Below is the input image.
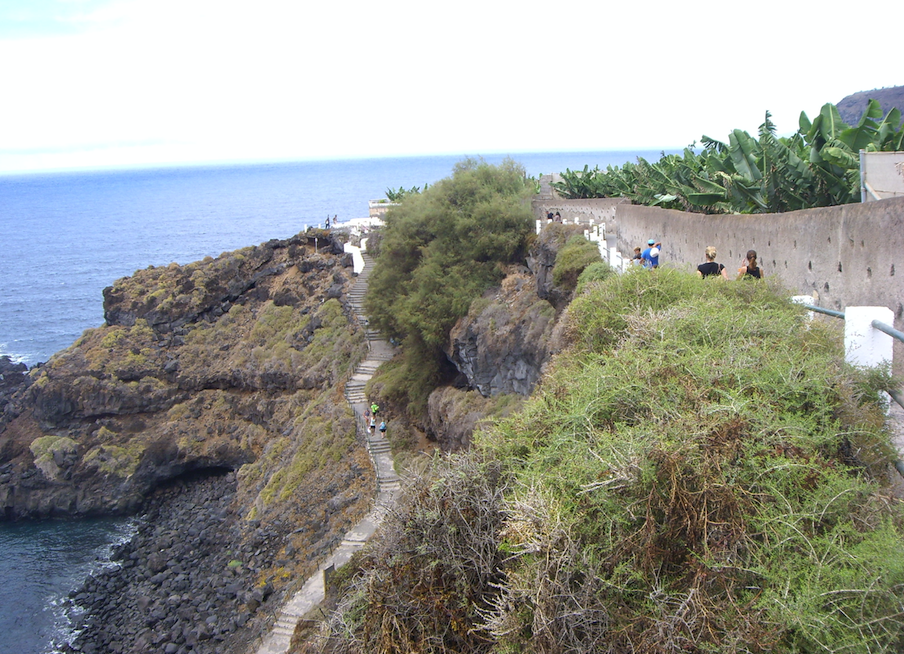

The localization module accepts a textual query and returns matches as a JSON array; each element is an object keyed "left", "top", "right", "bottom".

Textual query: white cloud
[{"left": 0, "top": 0, "right": 901, "bottom": 172}]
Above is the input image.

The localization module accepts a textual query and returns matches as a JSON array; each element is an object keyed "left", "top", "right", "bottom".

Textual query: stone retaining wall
[
  {"left": 535, "top": 196, "right": 904, "bottom": 372},
  {"left": 532, "top": 197, "right": 628, "bottom": 226},
  {"left": 607, "top": 198, "right": 904, "bottom": 317}
]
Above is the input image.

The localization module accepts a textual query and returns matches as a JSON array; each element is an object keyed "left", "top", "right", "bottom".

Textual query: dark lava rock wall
[{"left": 446, "top": 270, "right": 556, "bottom": 399}]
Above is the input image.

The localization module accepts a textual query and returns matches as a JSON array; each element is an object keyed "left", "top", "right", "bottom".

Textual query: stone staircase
[{"left": 254, "top": 250, "right": 398, "bottom": 654}]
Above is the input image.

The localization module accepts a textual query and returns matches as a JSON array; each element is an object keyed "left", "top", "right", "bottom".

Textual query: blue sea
[{"left": 0, "top": 150, "right": 664, "bottom": 653}]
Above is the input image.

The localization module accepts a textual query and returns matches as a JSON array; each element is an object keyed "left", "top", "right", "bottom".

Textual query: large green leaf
[
  {"left": 728, "top": 130, "right": 763, "bottom": 181},
  {"left": 690, "top": 173, "right": 727, "bottom": 195},
  {"left": 700, "top": 135, "right": 728, "bottom": 153},
  {"left": 876, "top": 108, "right": 904, "bottom": 150},
  {"left": 821, "top": 145, "right": 859, "bottom": 169},
  {"left": 816, "top": 103, "right": 848, "bottom": 143},
  {"left": 686, "top": 192, "right": 725, "bottom": 206},
  {"left": 839, "top": 99, "right": 881, "bottom": 151},
  {"left": 726, "top": 174, "right": 768, "bottom": 211}
]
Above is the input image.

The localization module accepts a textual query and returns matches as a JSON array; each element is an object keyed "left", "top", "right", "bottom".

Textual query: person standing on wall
[
  {"left": 697, "top": 246, "right": 729, "bottom": 279},
  {"left": 737, "top": 250, "right": 762, "bottom": 279}
]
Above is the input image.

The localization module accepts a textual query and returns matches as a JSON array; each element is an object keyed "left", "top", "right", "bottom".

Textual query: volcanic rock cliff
[
  {"left": 425, "top": 224, "right": 583, "bottom": 450},
  {"left": 0, "top": 229, "right": 376, "bottom": 564}
]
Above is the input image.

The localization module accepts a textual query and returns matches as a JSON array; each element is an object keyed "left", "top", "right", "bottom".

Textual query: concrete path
[{"left": 254, "top": 252, "right": 398, "bottom": 654}]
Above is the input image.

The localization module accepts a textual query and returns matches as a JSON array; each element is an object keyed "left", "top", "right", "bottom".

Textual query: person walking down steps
[{"left": 379, "top": 420, "right": 387, "bottom": 435}]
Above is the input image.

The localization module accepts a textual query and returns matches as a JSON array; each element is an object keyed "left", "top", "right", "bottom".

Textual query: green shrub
[
  {"left": 475, "top": 271, "right": 904, "bottom": 652},
  {"left": 363, "top": 158, "right": 534, "bottom": 416},
  {"left": 574, "top": 259, "right": 615, "bottom": 295},
  {"left": 552, "top": 235, "right": 604, "bottom": 291},
  {"left": 322, "top": 269, "right": 904, "bottom": 653}
]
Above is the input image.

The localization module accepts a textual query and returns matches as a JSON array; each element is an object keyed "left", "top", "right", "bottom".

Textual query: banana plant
[{"left": 551, "top": 99, "right": 903, "bottom": 214}]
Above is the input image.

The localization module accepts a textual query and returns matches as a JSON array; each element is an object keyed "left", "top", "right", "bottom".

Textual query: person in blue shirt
[{"left": 641, "top": 239, "right": 661, "bottom": 268}]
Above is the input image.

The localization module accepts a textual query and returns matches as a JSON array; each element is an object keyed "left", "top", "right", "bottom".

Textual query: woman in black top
[
  {"left": 697, "top": 246, "right": 728, "bottom": 279},
  {"left": 737, "top": 249, "right": 762, "bottom": 279}
]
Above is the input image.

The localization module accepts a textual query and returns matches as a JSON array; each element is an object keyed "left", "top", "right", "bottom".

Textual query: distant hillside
[{"left": 837, "top": 85, "right": 904, "bottom": 126}]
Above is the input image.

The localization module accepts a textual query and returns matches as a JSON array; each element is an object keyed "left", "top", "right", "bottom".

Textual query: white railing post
[
  {"left": 845, "top": 306, "right": 894, "bottom": 368},
  {"left": 791, "top": 295, "right": 815, "bottom": 321},
  {"left": 344, "top": 243, "right": 365, "bottom": 274},
  {"left": 536, "top": 219, "right": 542, "bottom": 235}
]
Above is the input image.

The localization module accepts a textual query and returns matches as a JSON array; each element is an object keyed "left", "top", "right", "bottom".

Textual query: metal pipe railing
[
  {"left": 802, "top": 304, "right": 845, "bottom": 319},
  {"left": 871, "top": 319, "right": 904, "bottom": 344},
  {"left": 801, "top": 303, "right": 904, "bottom": 477}
]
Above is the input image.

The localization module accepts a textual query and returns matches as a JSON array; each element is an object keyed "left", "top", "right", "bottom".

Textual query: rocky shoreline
[{"left": 61, "top": 470, "right": 278, "bottom": 654}]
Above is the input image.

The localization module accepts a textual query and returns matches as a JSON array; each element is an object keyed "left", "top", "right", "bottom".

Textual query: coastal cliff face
[
  {"left": 1, "top": 231, "right": 379, "bottom": 651},
  {"left": 428, "top": 228, "right": 579, "bottom": 450},
  {"left": 0, "top": 229, "right": 375, "bottom": 558},
  {"left": 446, "top": 268, "right": 556, "bottom": 399}
]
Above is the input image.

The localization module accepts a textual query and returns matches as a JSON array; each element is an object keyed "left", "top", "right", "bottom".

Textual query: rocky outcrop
[
  {"left": 62, "top": 471, "right": 256, "bottom": 654},
  {"left": 0, "top": 356, "right": 27, "bottom": 393},
  {"left": 446, "top": 269, "right": 556, "bottom": 399},
  {"left": 0, "top": 230, "right": 372, "bottom": 526},
  {"left": 527, "top": 223, "right": 587, "bottom": 311},
  {"left": 0, "top": 356, "right": 28, "bottom": 431},
  {"left": 431, "top": 228, "right": 593, "bottom": 449},
  {"left": 1, "top": 229, "right": 378, "bottom": 651}
]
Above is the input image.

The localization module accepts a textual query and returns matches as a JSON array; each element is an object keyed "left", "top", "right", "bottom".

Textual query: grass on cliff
[
  {"left": 311, "top": 268, "right": 904, "bottom": 654},
  {"left": 552, "top": 234, "right": 605, "bottom": 291}
]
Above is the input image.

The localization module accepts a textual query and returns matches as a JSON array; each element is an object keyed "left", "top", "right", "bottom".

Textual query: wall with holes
[
  {"left": 604, "top": 197, "right": 904, "bottom": 318},
  {"left": 534, "top": 196, "right": 904, "bottom": 369}
]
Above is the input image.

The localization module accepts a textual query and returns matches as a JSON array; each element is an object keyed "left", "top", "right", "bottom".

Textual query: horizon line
[{"left": 0, "top": 147, "right": 691, "bottom": 178}]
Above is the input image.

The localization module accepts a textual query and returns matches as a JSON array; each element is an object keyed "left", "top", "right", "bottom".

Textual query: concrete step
[{"left": 271, "top": 621, "right": 297, "bottom": 635}]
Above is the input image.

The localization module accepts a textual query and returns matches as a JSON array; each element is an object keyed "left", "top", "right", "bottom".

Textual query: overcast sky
[{"left": 1, "top": 0, "right": 900, "bottom": 173}]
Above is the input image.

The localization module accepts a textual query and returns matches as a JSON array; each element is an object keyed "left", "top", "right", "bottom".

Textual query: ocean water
[
  {"left": 0, "top": 150, "right": 670, "bottom": 366},
  {"left": 0, "top": 149, "right": 664, "bottom": 653},
  {"left": 0, "top": 518, "right": 137, "bottom": 654}
]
